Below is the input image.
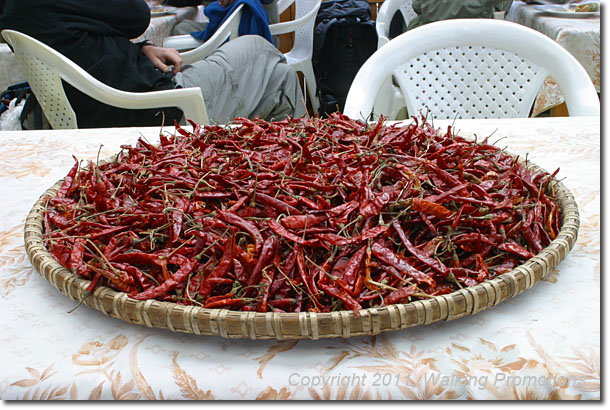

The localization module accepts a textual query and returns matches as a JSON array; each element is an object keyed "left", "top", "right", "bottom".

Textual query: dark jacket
[{"left": 0, "top": 0, "right": 182, "bottom": 128}]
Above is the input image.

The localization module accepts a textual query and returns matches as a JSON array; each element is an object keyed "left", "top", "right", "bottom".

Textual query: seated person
[
  {"left": 408, "top": 0, "right": 513, "bottom": 30},
  {"left": 0, "top": 0, "right": 306, "bottom": 128},
  {"left": 161, "top": 0, "right": 280, "bottom": 37}
]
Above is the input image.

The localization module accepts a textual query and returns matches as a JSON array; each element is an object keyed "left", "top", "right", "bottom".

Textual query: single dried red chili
[
  {"left": 371, "top": 242, "right": 435, "bottom": 287},
  {"left": 412, "top": 197, "right": 453, "bottom": 219},
  {"left": 383, "top": 285, "right": 417, "bottom": 306}
]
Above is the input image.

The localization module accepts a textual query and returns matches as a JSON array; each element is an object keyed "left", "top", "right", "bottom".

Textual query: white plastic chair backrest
[
  {"left": 179, "top": 4, "right": 245, "bottom": 64},
  {"left": 3, "top": 30, "right": 77, "bottom": 128},
  {"left": 344, "top": 19, "right": 600, "bottom": 120},
  {"left": 277, "top": 0, "right": 293, "bottom": 14},
  {"left": 2, "top": 29, "right": 209, "bottom": 129},
  {"left": 269, "top": 0, "right": 321, "bottom": 61},
  {"left": 376, "top": 0, "right": 415, "bottom": 48}
]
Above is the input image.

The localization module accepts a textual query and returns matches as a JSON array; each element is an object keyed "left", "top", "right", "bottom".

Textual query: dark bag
[
  {"left": 312, "top": 0, "right": 378, "bottom": 116},
  {"left": 0, "top": 82, "right": 30, "bottom": 116},
  {"left": 0, "top": 82, "right": 46, "bottom": 130}
]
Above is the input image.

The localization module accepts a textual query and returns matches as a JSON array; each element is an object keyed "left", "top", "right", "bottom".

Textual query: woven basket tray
[{"left": 24, "top": 159, "right": 579, "bottom": 340}]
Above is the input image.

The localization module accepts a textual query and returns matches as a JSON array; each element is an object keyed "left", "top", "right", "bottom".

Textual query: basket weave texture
[{"left": 24, "top": 161, "right": 579, "bottom": 340}]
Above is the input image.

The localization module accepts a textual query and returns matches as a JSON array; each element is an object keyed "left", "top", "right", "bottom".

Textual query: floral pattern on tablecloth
[
  {"left": 507, "top": 1, "right": 600, "bottom": 115},
  {"left": 0, "top": 117, "right": 600, "bottom": 400}
]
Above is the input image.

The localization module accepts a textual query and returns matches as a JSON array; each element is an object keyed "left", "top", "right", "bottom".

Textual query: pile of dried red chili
[{"left": 43, "top": 114, "right": 561, "bottom": 314}]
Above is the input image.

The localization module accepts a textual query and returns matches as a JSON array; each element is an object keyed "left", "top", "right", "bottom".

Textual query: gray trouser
[{"left": 174, "top": 35, "right": 307, "bottom": 124}]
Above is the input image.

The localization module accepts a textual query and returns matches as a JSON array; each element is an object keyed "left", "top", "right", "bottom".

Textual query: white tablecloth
[
  {"left": 0, "top": 116, "right": 600, "bottom": 400},
  {"left": 507, "top": 1, "right": 600, "bottom": 115}
]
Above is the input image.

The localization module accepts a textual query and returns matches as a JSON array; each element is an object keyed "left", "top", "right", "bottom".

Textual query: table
[
  {"left": 0, "top": 116, "right": 599, "bottom": 400},
  {"left": 132, "top": 6, "right": 199, "bottom": 46},
  {"left": 507, "top": 1, "right": 600, "bottom": 116}
]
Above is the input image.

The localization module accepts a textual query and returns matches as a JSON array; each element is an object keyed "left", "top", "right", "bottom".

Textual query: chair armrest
[
  {"left": 269, "top": 19, "right": 308, "bottom": 36},
  {"left": 178, "top": 4, "right": 244, "bottom": 65},
  {"left": 78, "top": 80, "right": 209, "bottom": 125}
]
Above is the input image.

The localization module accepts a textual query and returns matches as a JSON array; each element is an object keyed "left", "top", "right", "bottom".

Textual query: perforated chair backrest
[
  {"left": 271, "top": 0, "right": 321, "bottom": 61},
  {"left": 344, "top": 19, "right": 600, "bottom": 120},
  {"left": 376, "top": 0, "right": 415, "bottom": 48},
  {"left": 2, "top": 29, "right": 208, "bottom": 129},
  {"left": 3, "top": 31, "right": 77, "bottom": 128},
  {"left": 293, "top": 0, "right": 319, "bottom": 60}
]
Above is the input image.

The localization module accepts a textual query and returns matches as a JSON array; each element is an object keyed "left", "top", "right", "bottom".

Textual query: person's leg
[{"left": 174, "top": 35, "right": 306, "bottom": 124}]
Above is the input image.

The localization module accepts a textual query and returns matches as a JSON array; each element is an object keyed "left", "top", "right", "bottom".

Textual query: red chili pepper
[
  {"left": 521, "top": 225, "right": 543, "bottom": 255},
  {"left": 199, "top": 235, "right": 234, "bottom": 298},
  {"left": 204, "top": 298, "right": 244, "bottom": 309},
  {"left": 383, "top": 285, "right": 417, "bottom": 306},
  {"left": 170, "top": 196, "right": 189, "bottom": 244},
  {"left": 342, "top": 246, "right": 367, "bottom": 288},
  {"left": 111, "top": 262, "right": 153, "bottom": 290},
  {"left": 392, "top": 220, "right": 449, "bottom": 277},
  {"left": 256, "top": 267, "right": 275, "bottom": 312},
  {"left": 268, "top": 298, "right": 296, "bottom": 309},
  {"left": 216, "top": 210, "right": 263, "bottom": 250},
  {"left": 247, "top": 236, "right": 279, "bottom": 288},
  {"left": 295, "top": 246, "right": 323, "bottom": 309},
  {"left": 69, "top": 238, "right": 87, "bottom": 276},
  {"left": 255, "top": 193, "right": 301, "bottom": 215},
  {"left": 371, "top": 242, "right": 435, "bottom": 287},
  {"left": 318, "top": 282, "right": 362, "bottom": 314},
  {"left": 267, "top": 219, "right": 319, "bottom": 246},
  {"left": 316, "top": 225, "right": 388, "bottom": 246},
  {"left": 497, "top": 242, "right": 535, "bottom": 260},
  {"left": 279, "top": 214, "right": 328, "bottom": 230},
  {"left": 88, "top": 264, "right": 139, "bottom": 294},
  {"left": 412, "top": 197, "right": 453, "bottom": 219},
  {"left": 57, "top": 156, "right": 79, "bottom": 199},
  {"left": 131, "top": 256, "right": 197, "bottom": 300}
]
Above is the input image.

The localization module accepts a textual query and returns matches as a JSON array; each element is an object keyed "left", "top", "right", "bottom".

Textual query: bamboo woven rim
[{"left": 24, "top": 158, "right": 579, "bottom": 340}]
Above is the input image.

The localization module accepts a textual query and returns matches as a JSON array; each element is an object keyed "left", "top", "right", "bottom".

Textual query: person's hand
[
  {"left": 218, "top": 0, "right": 236, "bottom": 8},
  {"left": 141, "top": 45, "right": 183, "bottom": 75}
]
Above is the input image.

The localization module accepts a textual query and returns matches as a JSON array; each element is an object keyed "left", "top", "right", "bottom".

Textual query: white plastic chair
[
  {"left": 269, "top": 0, "right": 322, "bottom": 114},
  {"left": 1, "top": 29, "right": 208, "bottom": 129},
  {"left": 374, "top": 0, "right": 415, "bottom": 119},
  {"left": 277, "top": 0, "right": 293, "bottom": 14},
  {"left": 162, "top": 4, "right": 244, "bottom": 64},
  {"left": 376, "top": 0, "right": 415, "bottom": 49},
  {"left": 344, "top": 19, "right": 600, "bottom": 121}
]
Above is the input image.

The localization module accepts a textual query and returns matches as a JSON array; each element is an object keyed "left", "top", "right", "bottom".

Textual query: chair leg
[{"left": 299, "top": 62, "right": 319, "bottom": 115}]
